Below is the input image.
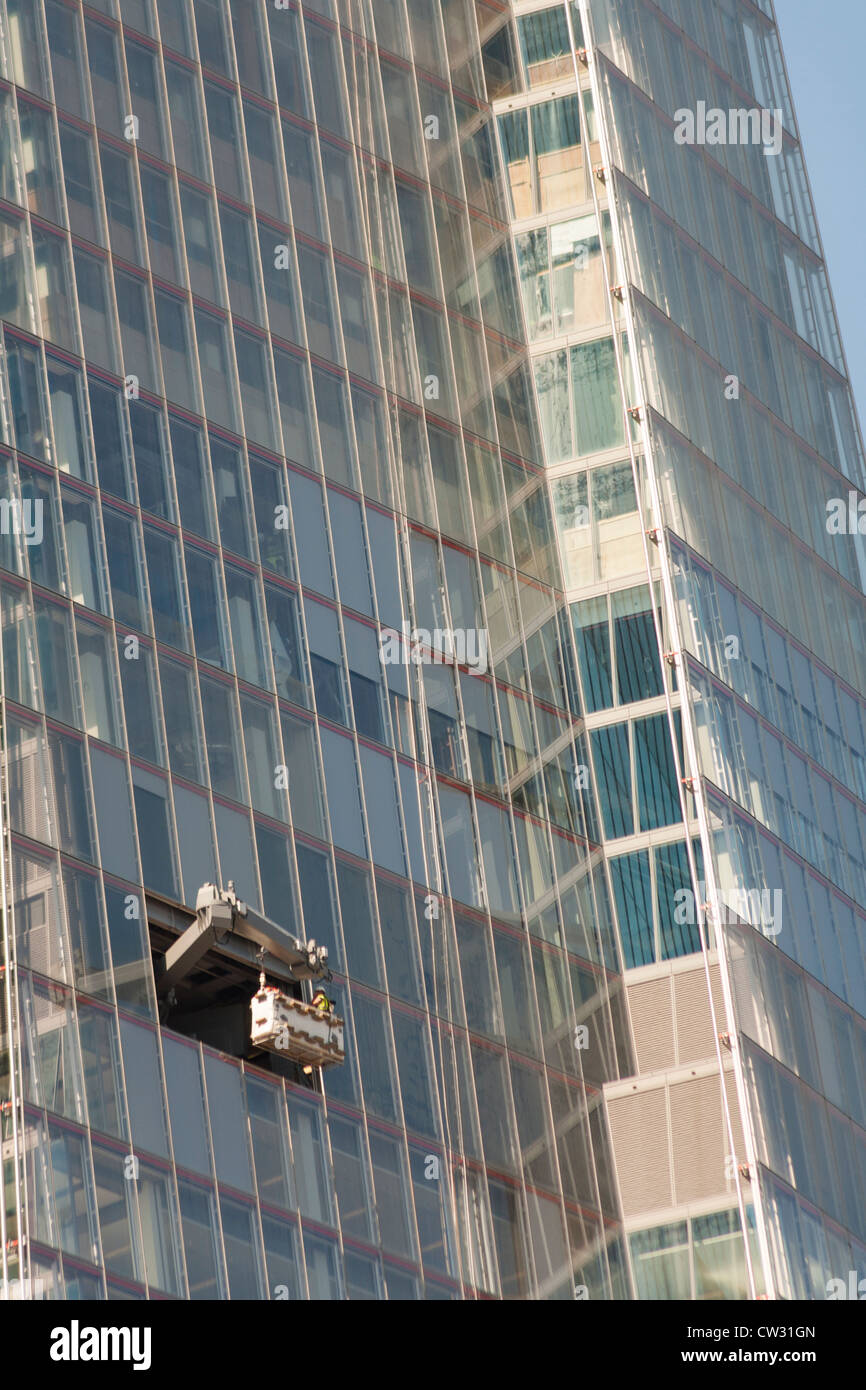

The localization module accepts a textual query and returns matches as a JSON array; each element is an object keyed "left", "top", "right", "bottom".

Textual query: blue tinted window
[
  {"left": 591, "top": 723, "right": 632, "bottom": 839},
  {"left": 635, "top": 713, "right": 681, "bottom": 832},
  {"left": 614, "top": 588, "right": 663, "bottom": 704},
  {"left": 90, "top": 381, "right": 130, "bottom": 501},
  {"left": 186, "top": 547, "right": 227, "bottom": 668},
  {"left": 610, "top": 850, "right": 654, "bottom": 968},
  {"left": 656, "top": 839, "right": 701, "bottom": 960}
]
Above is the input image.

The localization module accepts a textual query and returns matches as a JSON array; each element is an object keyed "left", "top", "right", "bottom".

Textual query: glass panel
[
  {"left": 175, "top": 783, "right": 218, "bottom": 903},
  {"left": 282, "top": 120, "right": 322, "bottom": 238},
  {"left": 125, "top": 40, "right": 165, "bottom": 157},
  {"left": 118, "top": 1018, "right": 169, "bottom": 1159},
  {"left": 62, "top": 487, "right": 103, "bottom": 611},
  {"left": 200, "top": 674, "right": 244, "bottom": 801},
  {"left": 194, "top": 311, "right": 235, "bottom": 431},
  {"left": 202, "top": 1055, "right": 254, "bottom": 1192},
  {"left": 144, "top": 525, "right": 189, "bottom": 650},
  {"left": 234, "top": 329, "right": 275, "bottom": 448},
  {"left": 77, "top": 616, "right": 119, "bottom": 743},
  {"left": 518, "top": 8, "right": 574, "bottom": 87},
  {"left": 232, "top": 1, "right": 266, "bottom": 91},
  {"left": 220, "top": 1196, "right": 264, "bottom": 1299},
  {"left": 64, "top": 865, "right": 112, "bottom": 1000},
  {"left": 130, "top": 400, "right": 171, "bottom": 520},
  {"left": 303, "top": 1233, "right": 342, "bottom": 1299},
  {"left": 205, "top": 82, "right": 244, "bottom": 199},
  {"left": 262, "top": 1215, "right": 303, "bottom": 1301},
  {"left": 138, "top": 1164, "right": 183, "bottom": 1295},
  {"left": 298, "top": 245, "right": 338, "bottom": 362},
  {"left": 157, "top": 0, "right": 192, "bottom": 56},
  {"left": 61, "top": 123, "right": 101, "bottom": 243},
  {"left": 186, "top": 547, "right": 227, "bottom": 668},
  {"left": 211, "top": 440, "right": 253, "bottom": 558},
  {"left": 179, "top": 1182, "right": 224, "bottom": 1300},
  {"left": 90, "top": 380, "right": 130, "bottom": 501},
  {"left": 163, "top": 1037, "right": 211, "bottom": 1176},
  {"left": 132, "top": 766, "right": 178, "bottom": 898},
  {"left": 48, "top": 363, "right": 89, "bottom": 479},
  {"left": 571, "top": 338, "right": 623, "bottom": 455},
  {"left": 171, "top": 417, "right": 215, "bottom": 541},
  {"left": 180, "top": 186, "right": 220, "bottom": 301},
  {"left": 249, "top": 456, "right": 292, "bottom": 577},
  {"left": 610, "top": 850, "right": 654, "bottom": 969},
  {"left": 635, "top": 713, "right": 681, "bottom": 832},
  {"left": 630, "top": 1223, "right": 691, "bottom": 1300},
  {"left": 78, "top": 998, "right": 124, "bottom": 1136},
  {"left": 281, "top": 714, "right": 323, "bottom": 836},
  {"left": 103, "top": 507, "right": 146, "bottom": 631},
  {"left": 114, "top": 270, "right": 157, "bottom": 392},
  {"left": 336, "top": 861, "right": 380, "bottom": 987},
  {"left": 286, "top": 1096, "right": 332, "bottom": 1224},
  {"left": 320, "top": 729, "right": 365, "bottom": 857},
  {"left": 274, "top": 351, "right": 315, "bottom": 468},
  {"left": 49, "top": 1122, "right": 97, "bottom": 1262},
  {"left": 613, "top": 586, "right": 662, "bottom": 704},
  {"left": 289, "top": 473, "right": 333, "bottom": 595},
  {"left": 91, "top": 1141, "right": 139, "bottom": 1281},
  {"left": 165, "top": 62, "right": 207, "bottom": 180},
  {"left": 140, "top": 167, "right": 180, "bottom": 283},
  {"left": 90, "top": 747, "right": 137, "bottom": 881},
  {"left": 159, "top": 655, "right": 204, "bottom": 783},
  {"left": 329, "top": 1114, "right": 372, "bottom": 1242},
  {"left": 247, "top": 1077, "right": 293, "bottom": 1212},
  {"left": 6, "top": 0, "right": 50, "bottom": 97},
  {"left": 244, "top": 104, "right": 282, "bottom": 218},
  {"left": 369, "top": 1131, "right": 414, "bottom": 1258},
  {"left": 269, "top": 9, "right": 308, "bottom": 116},
  {"left": 195, "top": 0, "right": 229, "bottom": 74},
  {"left": 155, "top": 292, "right": 196, "bottom": 411},
  {"left": 265, "top": 583, "right": 308, "bottom": 705},
  {"left": 6, "top": 339, "right": 50, "bottom": 461},
  {"left": 105, "top": 883, "right": 153, "bottom": 1017},
  {"left": 20, "top": 974, "right": 83, "bottom": 1123},
  {"left": 352, "top": 994, "right": 397, "bottom": 1123},
  {"left": 220, "top": 206, "right": 258, "bottom": 323},
  {"left": 101, "top": 147, "right": 140, "bottom": 264},
  {"left": 45, "top": 0, "right": 87, "bottom": 119},
  {"left": 241, "top": 694, "right": 283, "bottom": 818}
]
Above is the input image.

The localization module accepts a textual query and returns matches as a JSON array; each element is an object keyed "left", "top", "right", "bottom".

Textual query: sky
[{"left": 775, "top": 0, "right": 866, "bottom": 420}]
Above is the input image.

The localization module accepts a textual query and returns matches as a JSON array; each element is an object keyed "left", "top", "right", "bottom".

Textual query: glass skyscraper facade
[{"left": 0, "top": 0, "right": 862, "bottom": 1303}]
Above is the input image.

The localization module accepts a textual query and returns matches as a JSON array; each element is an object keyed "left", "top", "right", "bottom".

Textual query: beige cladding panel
[
  {"left": 611, "top": 958, "right": 747, "bottom": 1219},
  {"left": 669, "top": 1074, "right": 729, "bottom": 1203},
  {"left": 607, "top": 1070, "right": 746, "bottom": 1220},
  {"left": 607, "top": 1086, "right": 673, "bottom": 1213},
  {"left": 626, "top": 961, "right": 726, "bottom": 1074},
  {"left": 674, "top": 966, "right": 724, "bottom": 1063},
  {"left": 724, "top": 1066, "right": 746, "bottom": 1160},
  {"left": 626, "top": 976, "right": 676, "bottom": 1072}
]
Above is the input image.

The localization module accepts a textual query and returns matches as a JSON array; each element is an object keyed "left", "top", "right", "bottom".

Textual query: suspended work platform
[
  {"left": 152, "top": 882, "right": 343, "bottom": 1071},
  {"left": 250, "top": 987, "right": 345, "bottom": 1070}
]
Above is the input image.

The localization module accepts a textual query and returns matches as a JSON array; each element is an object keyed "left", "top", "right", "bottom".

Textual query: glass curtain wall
[
  {"left": 0, "top": 0, "right": 630, "bottom": 1300},
  {"left": 577, "top": 0, "right": 866, "bottom": 1298}
]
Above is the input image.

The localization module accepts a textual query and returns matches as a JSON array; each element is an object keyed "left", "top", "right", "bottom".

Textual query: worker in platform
[{"left": 311, "top": 988, "right": 334, "bottom": 1016}]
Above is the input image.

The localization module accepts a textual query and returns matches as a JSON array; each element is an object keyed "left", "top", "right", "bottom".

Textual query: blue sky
[{"left": 776, "top": 0, "right": 866, "bottom": 420}]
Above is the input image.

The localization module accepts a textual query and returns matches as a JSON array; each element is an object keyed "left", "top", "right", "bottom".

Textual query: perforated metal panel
[
  {"left": 626, "top": 962, "right": 726, "bottom": 1075},
  {"left": 669, "top": 1074, "right": 729, "bottom": 1202},
  {"left": 606, "top": 1065, "right": 747, "bottom": 1218},
  {"left": 626, "top": 977, "right": 676, "bottom": 1072},
  {"left": 673, "top": 966, "right": 722, "bottom": 1063},
  {"left": 607, "top": 1087, "right": 673, "bottom": 1214}
]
